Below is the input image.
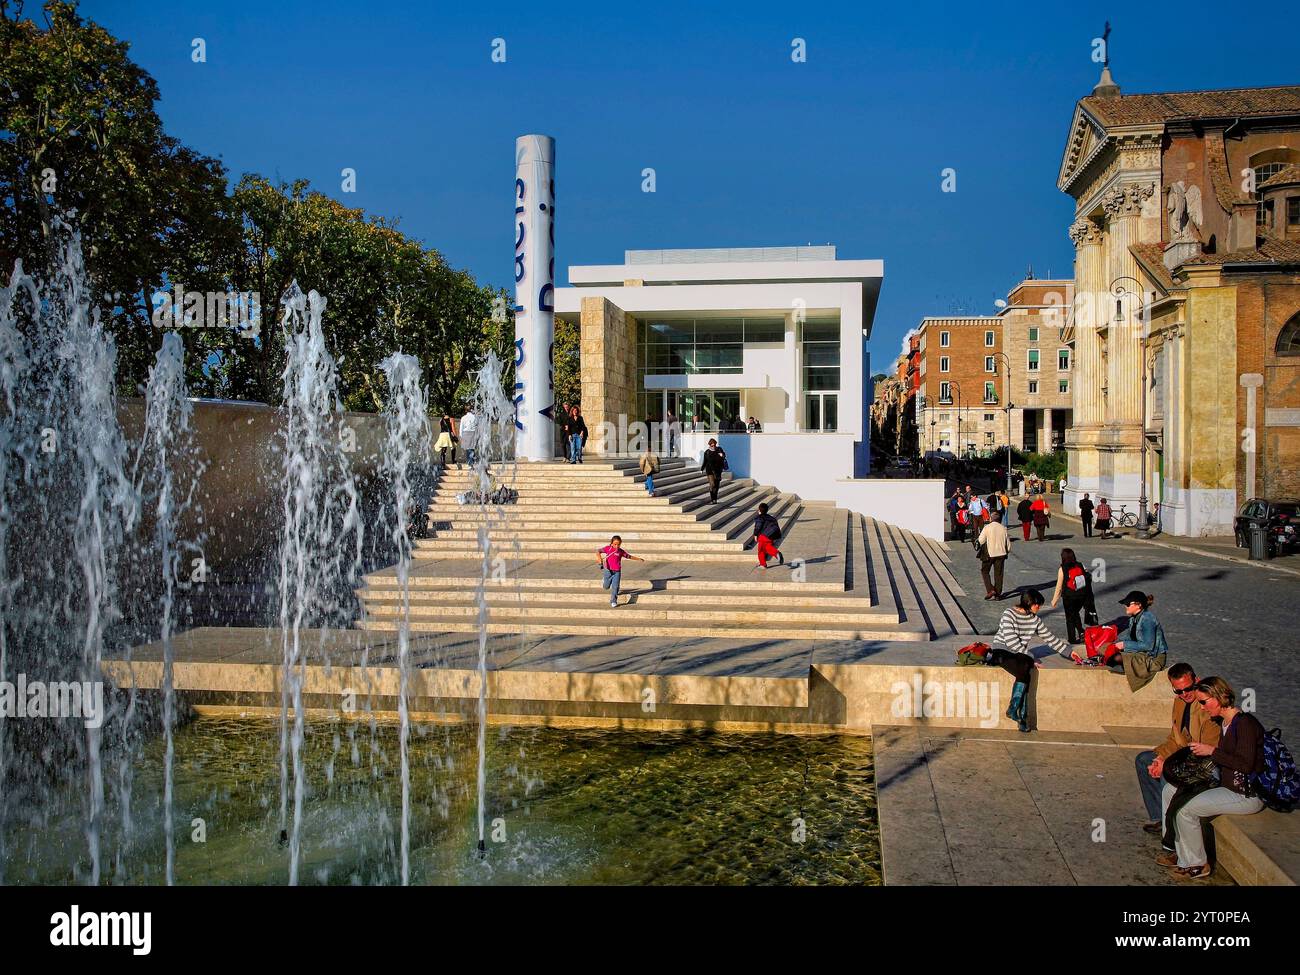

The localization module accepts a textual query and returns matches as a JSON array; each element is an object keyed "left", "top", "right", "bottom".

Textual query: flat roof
[
  {"left": 569, "top": 257, "right": 882, "bottom": 288},
  {"left": 626, "top": 245, "right": 836, "bottom": 264}
]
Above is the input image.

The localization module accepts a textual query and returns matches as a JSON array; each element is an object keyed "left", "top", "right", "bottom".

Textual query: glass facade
[
  {"left": 629, "top": 313, "right": 843, "bottom": 434},
  {"left": 801, "top": 318, "right": 840, "bottom": 431},
  {"left": 636, "top": 316, "right": 785, "bottom": 381}
]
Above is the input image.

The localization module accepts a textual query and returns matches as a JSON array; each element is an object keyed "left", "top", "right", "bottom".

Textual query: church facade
[{"left": 1058, "top": 71, "right": 1300, "bottom": 537}]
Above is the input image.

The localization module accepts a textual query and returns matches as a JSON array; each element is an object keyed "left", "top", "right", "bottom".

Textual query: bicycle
[{"left": 1113, "top": 504, "right": 1139, "bottom": 528}]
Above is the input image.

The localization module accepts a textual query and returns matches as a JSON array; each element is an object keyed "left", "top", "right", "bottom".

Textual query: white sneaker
[{"left": 610, "top": 599, "right": 618, "bottom": 608}]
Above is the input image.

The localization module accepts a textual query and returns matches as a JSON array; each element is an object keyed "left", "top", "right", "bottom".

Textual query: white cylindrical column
[{"left": 513, "top": 134, "right": 556, "bottom": 461}]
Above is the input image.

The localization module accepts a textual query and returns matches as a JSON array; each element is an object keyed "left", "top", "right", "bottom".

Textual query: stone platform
[
  {"left": 874, "top": 725, "right": 1296, "bottom": 887},
  {"left": 107, "top": 624, "right": 1175, "bottom": 734}
]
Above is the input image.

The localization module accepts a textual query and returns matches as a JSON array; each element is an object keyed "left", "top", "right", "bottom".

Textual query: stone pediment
[{"left": 1058, "top": 104, "right": 1109, "bottom": 195}]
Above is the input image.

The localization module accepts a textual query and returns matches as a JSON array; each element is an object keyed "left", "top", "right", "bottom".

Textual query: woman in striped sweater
[{"left": 987, "top": 589, "right": 1072, "bottom": 732}]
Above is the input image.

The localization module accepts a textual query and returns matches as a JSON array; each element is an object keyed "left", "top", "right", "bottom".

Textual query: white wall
[{"left": 679, "top": 432, "right": 944, "bottom": 539}]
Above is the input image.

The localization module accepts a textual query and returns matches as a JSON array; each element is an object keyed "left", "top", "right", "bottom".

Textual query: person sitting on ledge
[
  {"left": 746, "top": 416, "right": 763, "bottom": 433},
  {"left": 1134, "top": 662, "right": 1220, "bottom": 838},
  {"left": 986, "top": 589, "right": 1072, "bottom": 733},
  {"left": 1156, "top": 676, "right": 1266, "bottom": 881},
  {"left": 1109, "top": 591, "right": 1168, "bottom": 692}
]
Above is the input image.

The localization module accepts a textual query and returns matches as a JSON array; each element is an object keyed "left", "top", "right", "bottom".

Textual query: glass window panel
[
  {"left": 805, "top": 396, "right": 821, "bottom": 430},
  {"left": 803, "top": 343, "right": 841, "bottom": 366},
  {"left": 695, "top": 318, "right": 744, "bottom": 343},
  {"left": 802, "top": 366, "right": 840, "bottom": 390},
  {"left": 646, "top": 320, "right": 694, "bottom": 343},
  {"left": 744, "top": 318, "right": 785, "bottom": 343},
  {"left": 823, "top": 394, "right": 838, "bottom": 431},
  {"left": 802, "top": 321, "right": 840, "bottom": 342}
]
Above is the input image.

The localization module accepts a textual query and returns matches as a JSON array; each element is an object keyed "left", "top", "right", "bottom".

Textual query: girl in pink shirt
[{"left": 598, "top": 535, "right": 644, "bottom": 607}]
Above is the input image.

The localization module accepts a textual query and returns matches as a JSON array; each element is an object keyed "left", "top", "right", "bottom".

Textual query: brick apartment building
[
  {"left": 916, "top": 315, "right": 1005, "bottom": 457},
  {"left": 1001, "top": 279, "right": 1076, "bottom": 451},
  {"left": 916, "top": 278, "right": 1075, "bottom": 457}
]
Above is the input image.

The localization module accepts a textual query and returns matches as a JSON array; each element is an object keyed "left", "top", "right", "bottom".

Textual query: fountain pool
[{"left": 5, "top": 716, "right": 881, "bottom": 885}]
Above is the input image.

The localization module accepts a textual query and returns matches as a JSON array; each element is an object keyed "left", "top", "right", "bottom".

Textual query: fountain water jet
[
  {"left": 464, "top": 350, "right": 517, "bottom": 855},
  {"left": 130, "top": 332, "right": 204, "bottom": 884},
  {"left": 378, "top": 352, "right": 430, "bottom": 885},
  {"left": 275, "top": 283, "right": 364, "bottom": 885}
]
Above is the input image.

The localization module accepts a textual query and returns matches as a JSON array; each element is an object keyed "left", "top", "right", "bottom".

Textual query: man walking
[
  {"left": 976, "top": 515, "right": 1009, "bottom": 599},
  {"left": 1078, "top": 492, "right": 1095, "bottom": 538},
  {"left": 459, "top": 405, "right": 480, "bottom": 467},
  {"left": 639, "top": 441, "right": 660, "bottom": 497},
  {"left": 1134, "top": 663, "right": 1220, "bottom": 836},
  {"left": 701, "top": 438, "right": 727, "bottom": 503},
  {"left": 666, "top": 410, "right": 680, "bottom": 457},
  {"left": 751, "top": 501, "right": 784, "bottom": 568}
]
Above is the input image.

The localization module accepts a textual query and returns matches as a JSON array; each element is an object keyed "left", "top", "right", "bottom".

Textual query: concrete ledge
[
  {"left": 109, "top": 627, "right": 1172, "bottom": 735},
  {"left": 813, "top": 661, "right": 1172, "bottom": 733},
  {"left": 1212, "top": 810, "right": 1299, "bottom": 886},
  {"left": 104, "top": 659, "right": 809, "bottom": 710}
]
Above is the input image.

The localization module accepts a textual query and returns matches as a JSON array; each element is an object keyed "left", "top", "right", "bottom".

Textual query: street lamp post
[
  {"left": 1111, "top": 276, "right": 1153, "bottom": 535},
  {"left": 991, "top": 351, "right": 1013, "bottom": 497},
  {"left": 949, "top": 380, "right": 964, "bottom": 461}
]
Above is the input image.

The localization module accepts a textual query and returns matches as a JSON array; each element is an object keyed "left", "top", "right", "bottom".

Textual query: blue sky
[{"left": 84, "top": 0, "right": 1292, "bottom": 365}]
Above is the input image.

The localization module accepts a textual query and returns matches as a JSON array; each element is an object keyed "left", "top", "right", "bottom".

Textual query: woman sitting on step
[
  {"left": 986, "top": 589, "right": 1072, "bottom": 732},
  {"left": 1156, "top": 676, "right": 1266, "bottom": 881}
]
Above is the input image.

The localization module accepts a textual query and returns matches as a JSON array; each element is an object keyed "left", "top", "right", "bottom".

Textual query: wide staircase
[{"left": 355, "top": 458, "right": 975, "bottom": 642}]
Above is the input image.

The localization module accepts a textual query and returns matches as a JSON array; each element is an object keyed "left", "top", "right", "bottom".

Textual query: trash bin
[{"left": 1249, "top": 524, "right": 1272, "bottom": 560}]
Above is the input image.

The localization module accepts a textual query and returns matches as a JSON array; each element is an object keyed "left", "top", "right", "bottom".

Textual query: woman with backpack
[
  {"left": 1158, "top": 676, "right": 1266, "bottom": 881},
  {"left": 988, "top": 589, "right": 1072, "bottom": 732},
  {"left": 954, "top": 498, "right": 971, "bottom": 543},
  {"left": 947, "top": 489, "right": 962, "bottom": 538},
  {"left": 1050, "top": 547, "right": 1097, "bottom": 645}
]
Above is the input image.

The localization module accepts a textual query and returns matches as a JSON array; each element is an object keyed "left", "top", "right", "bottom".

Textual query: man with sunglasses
[{"left": 1134, "top": 662, "right": 1221, "bottom": 834}]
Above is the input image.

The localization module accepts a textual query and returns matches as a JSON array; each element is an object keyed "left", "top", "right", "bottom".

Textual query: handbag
[{"left": 1163, "top": 746, "right": 1217, "bottom": 789}]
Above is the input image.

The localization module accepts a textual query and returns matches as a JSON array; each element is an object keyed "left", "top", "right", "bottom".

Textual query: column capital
[
  {"left": 1068, "top": 218, "right": 1104, "bottom": 247},
  {"left": 1102, "top": 182, "right": 1155, "bottom": 220}
]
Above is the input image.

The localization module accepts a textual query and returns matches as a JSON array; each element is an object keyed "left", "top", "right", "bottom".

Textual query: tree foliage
[{"left": 1, "top": 1, "right": 508, "bottom": 413}]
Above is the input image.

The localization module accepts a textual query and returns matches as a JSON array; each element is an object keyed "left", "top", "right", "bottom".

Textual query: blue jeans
[
  {"left": 569, "top": 434, "right": 583, "bottom": 463},
  {"left": 602, "top": 567, "right": 621, "bottom": 602},
  {"left": 1135, "top": 749, "right": 1163, "bottom": 821},
  {"left": 466, "top": 447, "right": 478, "bottom": 466},
  {"left": 645, "top": 474, "right": 655, "bottom": 495}
]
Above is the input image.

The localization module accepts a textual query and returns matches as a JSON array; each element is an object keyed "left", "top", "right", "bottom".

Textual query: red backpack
[{"left": 1065, "top": 563, "right": 1089, "bottom": 592}]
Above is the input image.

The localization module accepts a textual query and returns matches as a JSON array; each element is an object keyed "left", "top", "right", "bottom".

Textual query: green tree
[
  {"left": 552, "top": 315, "right": 580, "bottom": 410},
  {"left": 0, "top": 0, "right": 237, "bottom": 391}
]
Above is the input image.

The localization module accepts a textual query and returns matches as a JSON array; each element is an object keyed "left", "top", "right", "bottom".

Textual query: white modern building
[{"left": 550, "top": 246, "right": 942, "bottom": 538}]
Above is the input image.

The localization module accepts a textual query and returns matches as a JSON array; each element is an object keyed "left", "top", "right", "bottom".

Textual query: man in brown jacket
[
  {"left": 975, "top": 517, "right": 1010, "bottom": 599},
  {"left": 1135, "top": 662, "right": 1221, "bottom": 833}
]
